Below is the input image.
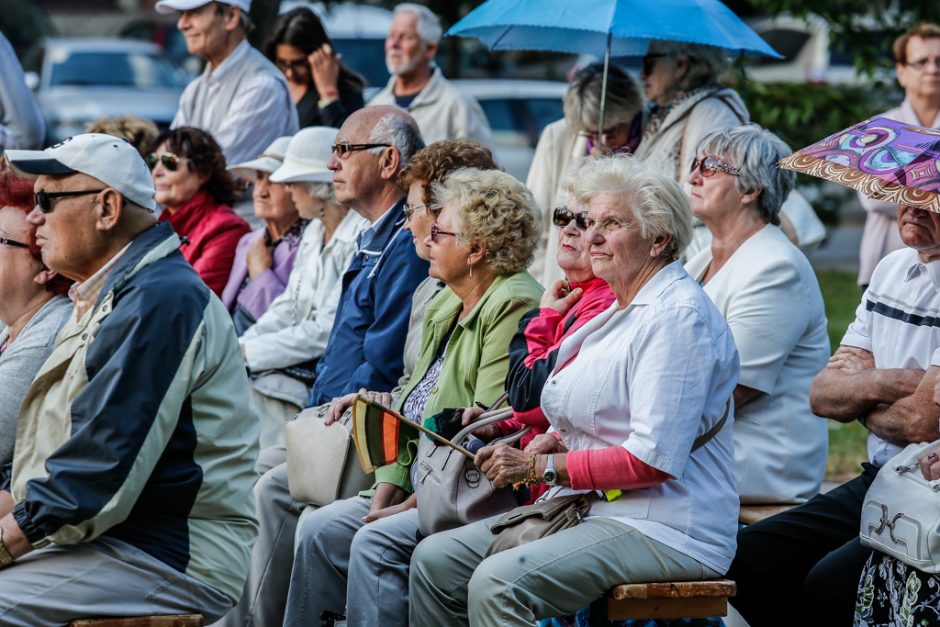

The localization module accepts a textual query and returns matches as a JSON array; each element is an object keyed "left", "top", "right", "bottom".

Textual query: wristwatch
[
  {"left": 0, "top": 526, "right": 14, "bottom": 568},
  {"left": 542, "top": 454, "right": 558, "bottom": 486}
]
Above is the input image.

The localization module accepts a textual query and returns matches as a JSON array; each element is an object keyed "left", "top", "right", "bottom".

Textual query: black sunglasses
[
  {"left": 146, "top": 152, "right": 184, "bottom": 171},
  {"left": 641, "top": 53, "right": 668, "bottom": 75},
  {"left": 331, "top": 142, "right": 392, "bottom": 157},
  {"left": 0, "top": 236, "right": 29, "bottom": 249},
  {"left": 552, "top": 207, "right": 589, "bottom": 230},
  {"left": 35, "top": 189, "right": 105, "bottom": 214}
]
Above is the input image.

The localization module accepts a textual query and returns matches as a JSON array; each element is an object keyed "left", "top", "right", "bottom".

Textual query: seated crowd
[{"left": 1, "top": 6, "right": 940, "bottom": 627}]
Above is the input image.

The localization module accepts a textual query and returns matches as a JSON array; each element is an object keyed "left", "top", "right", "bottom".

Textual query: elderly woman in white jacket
[{"left": 240, "top": 126, "right": 367, "bottom": 448}]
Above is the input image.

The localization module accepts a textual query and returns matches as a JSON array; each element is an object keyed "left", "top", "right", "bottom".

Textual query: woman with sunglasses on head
[
  {"left": 221, "top": 136, "right": 307, "bottom": 337},
  {"left": 265, "top": 7, "right": 366, "bottom": 129},
  {"left": 0, "top": 171, "right": 72, "bottom": 498},
  {"left": 149, "top": 127, "right": 250, "bottom": 296},
  {"left": 684, "top": 124, "right": 829, "bottom": 505},
  {"left": 282, "top": 167, "right": 542, "bottom": 627},
  {"left": 527, "top": 62, "right": 643, "bottom": 286}
]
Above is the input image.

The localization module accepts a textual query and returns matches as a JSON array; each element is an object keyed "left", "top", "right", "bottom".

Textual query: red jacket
[{"left": 159, "top": 191, "right": 250, "bottom": 296}]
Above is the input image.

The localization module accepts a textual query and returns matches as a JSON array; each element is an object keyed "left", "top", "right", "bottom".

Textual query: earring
[{"left": 468, "top": 256, "right": 473, "bottom": 279}]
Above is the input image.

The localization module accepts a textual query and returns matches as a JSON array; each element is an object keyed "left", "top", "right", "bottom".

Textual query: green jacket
[{"left": 371, "top": 271, "right": 543, "bottom": 493}]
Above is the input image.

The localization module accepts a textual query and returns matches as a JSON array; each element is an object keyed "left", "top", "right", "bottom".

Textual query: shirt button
[
  {"left": 431, "top": 386, "right": 438, "bottom": 394},
  {"left": 81, "top": 334, "right": 87, "bottom": 340},
  {"left": 550, "top": 380, "right": 557, "bottom": 385}
]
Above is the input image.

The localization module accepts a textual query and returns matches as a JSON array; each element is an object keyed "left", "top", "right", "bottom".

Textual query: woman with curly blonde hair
[{"left": 282, "top": 168, "right": 543, "bottom": 627}]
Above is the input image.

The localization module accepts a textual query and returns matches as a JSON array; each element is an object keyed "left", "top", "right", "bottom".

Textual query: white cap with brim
[
  {"left": 155, "top": 0, "right": 250, "bottom": 15},
  {"left": 228, "top": 135, "right": 293, "bottom": 177},
  {"left": 270, "top": 126, "right": 338, "bottom": 185},
  {"left": 5, "top": 133, "right": 156, "bottom": 211}
]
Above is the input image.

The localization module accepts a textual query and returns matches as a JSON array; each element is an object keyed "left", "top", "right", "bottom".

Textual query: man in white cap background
[
  {"left": 0, "top": 134, "right": 258, "bottom": 625},
  {"left": 368, "top": 3, "right": 492, "bottom": 149},
  {"left": 158, "top": 0, "right": 298, "bottom": 168}
]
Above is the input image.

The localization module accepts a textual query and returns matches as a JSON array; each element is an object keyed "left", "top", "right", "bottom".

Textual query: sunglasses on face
[
  {"left": 35, "top": 189, "right": 105, "bottom": 214},
  {"left": 552, "top": 207, "right": 589, "bottom": 230},
  {"left": 429, "top": 223, "right": 458, "bottom": 242},
  {"left": 275, "top": 58, "right": 308, "bottom": 73},
  {"left": 330, "top": 142, "right": 392, "bottom": 157},
  {"left": 642, "top": 53, "right": 668, "bottom": 75},
  {"left": 145, "top": 152, "right": 184, "bottom": 171},
  {"left": 690, "top": 155, "right": 741, "bottom": 178},
  {"left": 0, "top": 236, "right": 29, "bottom": 249}
]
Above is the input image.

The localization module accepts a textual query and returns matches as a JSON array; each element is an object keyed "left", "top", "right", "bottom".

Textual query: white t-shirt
[
  {"left": 841, "top": 247, "right": 940, "bottom": 466},
  {"left": 686, "top": 225, "right": 830, "bottom": 503},
  {"left": 541, "top": 262, "right": 740, "bottom": 575}
]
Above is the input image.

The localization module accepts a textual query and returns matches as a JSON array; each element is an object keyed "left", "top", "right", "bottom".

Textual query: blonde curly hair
[{"left": 431, "top": 168, "right": 541, "bottom": 276}]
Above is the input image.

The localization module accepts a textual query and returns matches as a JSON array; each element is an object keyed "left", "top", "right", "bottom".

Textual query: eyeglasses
[
  {"left": 331, "top": 142, "right": 392, "bottom": 157},
  {"left": 35, "top": 189, "right": 105, "bottom": 213},
  {"left": 642, "top": 53, "right": 668, "bottom": 75},
  {"left": 146, "top": 152, "right": 184, "bottom": 171},
  {"left": 552, "top": 207, "right": 589, "bottom": 230},
  {"left": 430, "top": 223, "right": 459, "bottom": 242},
  {"left": 905, "top": 56, "right": 940, "bottom": 71},
  {"left": 404, "top": 203, "right": 443, "bottom": 219},
  {"left": 275, "top": 58, "right": 308, "bottom": 73},
  {"left": 0, "top": 236, "right": 29, "bottom": 249},
  {"left": 690, "top": 155, "right": 741, "bottom": 178}
]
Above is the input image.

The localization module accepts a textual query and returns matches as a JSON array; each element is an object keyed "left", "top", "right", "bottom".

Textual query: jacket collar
[
  {"left": 359, "top": 197, "right": 407, "bottom": 255},
  {"left": 99, "top": 222, "right": 183, "bottom": 299},
  {"left": 628, "top": 261, "right": 687, "bottom": 307},
  {"left": 158, "top": 190, "right": 224, "bottom": 236},
  {"left": 428, "top": 273, "right": 514, "bottom": 330}
]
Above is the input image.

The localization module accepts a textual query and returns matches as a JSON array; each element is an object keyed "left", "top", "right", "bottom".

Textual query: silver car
[{"left": 22, "top": 38, "right": 188, "bottom": 144}]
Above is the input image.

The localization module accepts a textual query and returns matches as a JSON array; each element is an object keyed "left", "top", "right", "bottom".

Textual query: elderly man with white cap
[
  {"left": 157, "top": 0, "right": 297, "bottom": 167},
  {"left": 238, "top": 127, "right": 366, "bottom": 447},
  {"left": 0, "top": 134, "right": 258, "bottom": 625}
]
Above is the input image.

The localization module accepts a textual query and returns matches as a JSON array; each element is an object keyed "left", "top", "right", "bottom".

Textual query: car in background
[
  {"left": 21, "top": 38, "right": 188, "bottom": 144},
  {"left": 453, "top": 79, "right": 567, "bottom": 180}
]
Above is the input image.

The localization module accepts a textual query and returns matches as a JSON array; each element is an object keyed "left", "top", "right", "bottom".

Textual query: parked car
[
  {"left": 453, "top": 79, "right": 567, "bottom": 180},
  {"left": 22, "top": 38, "right": 188, "bottom": 144}
]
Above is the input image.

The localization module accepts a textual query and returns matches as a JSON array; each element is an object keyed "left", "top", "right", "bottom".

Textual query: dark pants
[{"left": 727, "top": 463, "right": 879, "bottom": 627}]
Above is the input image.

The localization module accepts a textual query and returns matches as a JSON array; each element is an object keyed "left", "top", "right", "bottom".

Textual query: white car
[{"left": 452, "top": 79, "right": 567, "bottom": 181}]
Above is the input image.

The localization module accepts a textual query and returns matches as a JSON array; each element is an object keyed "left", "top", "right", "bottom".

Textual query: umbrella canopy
[
  {"left": 447, "top": 0, "right": 781, "bottom": 59},
  {"left": 779, "top": 116, "right": 940, "bottom": 214}
]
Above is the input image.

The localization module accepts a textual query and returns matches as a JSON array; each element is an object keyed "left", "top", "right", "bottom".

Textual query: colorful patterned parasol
[{"left": 779, "top": 116, "right": 940, "bottom": 213}]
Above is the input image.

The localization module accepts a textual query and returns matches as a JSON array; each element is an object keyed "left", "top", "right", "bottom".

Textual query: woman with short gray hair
[{"left": 684, "top": 124, "right": 830, "bottom": 504}]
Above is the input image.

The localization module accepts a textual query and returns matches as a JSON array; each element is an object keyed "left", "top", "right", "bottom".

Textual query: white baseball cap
[
  {"left": 155, "top": 0, "right": 251, "bottom": 15},
  {"left": 270, "top": 126, "right": 338, "bottom": 184},
  {"left": 228, "top": 136, "right": 293, "bottom": 176},
  {"left": 5, "top": 133, "right": 156, "bottom": 211}
]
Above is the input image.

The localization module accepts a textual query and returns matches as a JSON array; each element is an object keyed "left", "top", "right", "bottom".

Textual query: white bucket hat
[
  {"left": 270, "top": 126, "right": 338, "bottom": 184},
  {"left": 5, "top": 133, "right": 156, "bottom": 211},
  {"left": 155, "top": 0, "right": 250, "bottom": 14},
  {"left": 228, "top": 136, "right": 292, "bottom": 176}
]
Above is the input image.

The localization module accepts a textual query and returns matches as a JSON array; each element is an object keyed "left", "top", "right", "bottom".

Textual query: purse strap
[{"left": 690, "top": 398, "right": 731, "bottom": 453}]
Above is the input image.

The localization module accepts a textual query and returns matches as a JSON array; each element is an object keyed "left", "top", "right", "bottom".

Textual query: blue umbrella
[{"left": 448, "top": 0, "right": 780, "bottom": 139}]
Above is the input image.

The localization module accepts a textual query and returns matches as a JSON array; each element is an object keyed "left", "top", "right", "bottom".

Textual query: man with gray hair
[
  {"left": 215, "top": 106, "right": 428, "bottom": 627},
  {"left": 157, "top": 0, "right": 298, "bottom": 166},
  {"left": 369, "top": 3, "right": 492, "bottom": 149}
]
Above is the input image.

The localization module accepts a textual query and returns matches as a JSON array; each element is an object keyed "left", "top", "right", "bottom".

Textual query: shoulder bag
[{"left": 860, "top": 440, "right": 940, "bottom": 573}]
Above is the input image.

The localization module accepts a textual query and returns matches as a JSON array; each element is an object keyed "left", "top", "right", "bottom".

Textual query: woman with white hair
[
  {"left": 409, "top": 156, "right": 741, "bottom": 627},
  {"left": 684, "top": 124, "right": 830, "bottom": 505},
  {"left": 239, "top": 126, "right": 367, "bottom": 448},
  {"left": 527, "top": 62, "right": 644, "bottom": 285}
]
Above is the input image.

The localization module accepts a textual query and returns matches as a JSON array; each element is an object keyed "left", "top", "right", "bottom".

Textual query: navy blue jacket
[{"left": 307, "top": 199, "right": 429, "bottom": 406}]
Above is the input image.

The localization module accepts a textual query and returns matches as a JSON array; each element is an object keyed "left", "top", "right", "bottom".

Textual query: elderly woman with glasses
[
  {"left": 149, "top": 127, "right": 250, "bottom": 296},
  {"left": 407, "top": 156, "right": 740, "bottom": 627},
  {"left": 684, "top": 124, "right": 830, "bottom": 505},
  {"left": 281, "top": 167, "right": 543, "bottom": 627},
  {"left": 0, "top": 172, "right": 72, "bottom": 496}
]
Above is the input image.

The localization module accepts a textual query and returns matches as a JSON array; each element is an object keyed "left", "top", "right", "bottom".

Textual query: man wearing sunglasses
[
  {"left": 156, "top": 0, "right": 297, "bottom": 168},
  {"left": 0, "top": 133, "right": 259, "bottom": 625}
]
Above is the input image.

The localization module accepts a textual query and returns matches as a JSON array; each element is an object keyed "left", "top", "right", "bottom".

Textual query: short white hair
[
  {"left": 306, "top": 181, "right": 335, "bottom": 203},
  {"left": 394, "top": 3, "right": 443, "bottom": 45},
  {"left": 567, "top": 156, "right": 693, "bottom": 261}
]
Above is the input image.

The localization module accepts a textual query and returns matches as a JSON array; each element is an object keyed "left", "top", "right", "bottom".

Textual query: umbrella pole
[{"left": 598, "top": 31, "right": 611, "bottom": 148}]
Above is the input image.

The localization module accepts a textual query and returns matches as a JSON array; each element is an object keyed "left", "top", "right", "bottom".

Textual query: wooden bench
[
  {"left": 605, "top": 579, "right": 736, "bottom": 620},
  {"left": 69, "top": 616, "right": 203, "bottom": 627},
  {"left": 738, "top": 503, "right": 794, "bottom": 526}
]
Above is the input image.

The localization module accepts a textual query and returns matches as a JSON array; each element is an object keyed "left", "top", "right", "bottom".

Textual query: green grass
[{"left": 815, "top": 268, "right": 868, "bottom": 481}]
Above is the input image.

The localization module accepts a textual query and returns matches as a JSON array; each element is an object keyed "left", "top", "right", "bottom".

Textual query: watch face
[{"left": 543, "top": 469, "right": 558, "bottom": 485}]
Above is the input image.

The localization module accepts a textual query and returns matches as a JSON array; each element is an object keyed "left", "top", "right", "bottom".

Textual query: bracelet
[{"left": 523, "top": 454, "right": 539, "bottom": 485}]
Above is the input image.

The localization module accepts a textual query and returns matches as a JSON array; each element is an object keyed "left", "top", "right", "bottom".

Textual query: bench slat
[
  {"left": 738, "top": 504, "right": 793, "bottom": 526},
  {"left": 607, "top": 597, "right": 729, "bottom": 620},
  {"left": 609, "top": 579, "right": 736, "bottom": 600},
  {"left": 68, "top": 616, "right": 204, "bottom": 627}
]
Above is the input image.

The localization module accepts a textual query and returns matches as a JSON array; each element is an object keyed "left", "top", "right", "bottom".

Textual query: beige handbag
[
  {"left": 285, "top": 405, "right": 374, "bottom": 507},
  {"left": 860, "top": 440, "right": 940, "bottom": 573}
]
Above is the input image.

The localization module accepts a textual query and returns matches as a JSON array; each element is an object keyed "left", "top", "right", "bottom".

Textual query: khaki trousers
[{"left": 409, "top": 515, "right": 719, "bottom": 627}]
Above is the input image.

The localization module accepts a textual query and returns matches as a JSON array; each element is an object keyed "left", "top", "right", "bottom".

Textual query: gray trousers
[
  {"left": 410, "top": 515, "right": 720, "bottom": 627},
  {"left": 0, "top": 536, "right": 231, "bottom": 627},
  {"left": 212, "top": 447, "right": 303, "bottom": 627},
  {"left": 249, "top": 388, "right": 301, "bottom": 450},
  {"left": 284, "top": 497, "right": 420, "bottom": 627}
]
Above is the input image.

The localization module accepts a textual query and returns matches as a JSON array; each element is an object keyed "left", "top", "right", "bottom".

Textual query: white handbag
[{"left": 860, "top": 440, "right": 940, "bottom": 573}]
